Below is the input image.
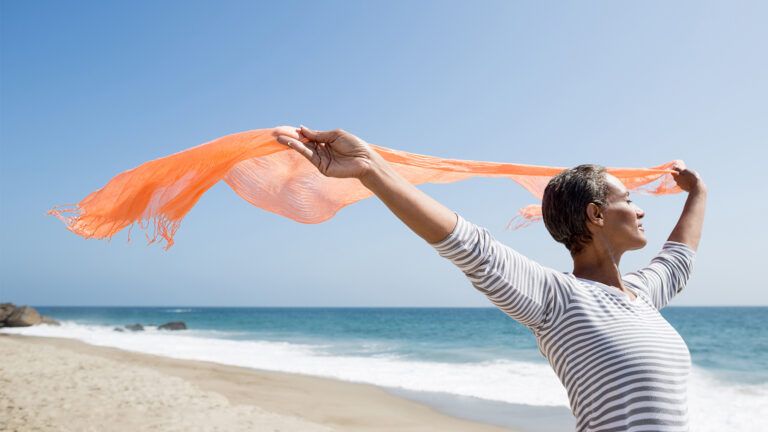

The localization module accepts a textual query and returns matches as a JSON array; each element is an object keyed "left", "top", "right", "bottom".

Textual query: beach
[
  {"left": 1, "top": 307, "right": 766, "bottom": 431},
  {"left": 0, "top": 334, "right": 511, "bottom": 432}
]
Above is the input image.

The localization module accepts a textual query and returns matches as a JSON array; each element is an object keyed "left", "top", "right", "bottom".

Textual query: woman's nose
[{"left": 636, "top": 206, "right": 645, "bottom": 219}]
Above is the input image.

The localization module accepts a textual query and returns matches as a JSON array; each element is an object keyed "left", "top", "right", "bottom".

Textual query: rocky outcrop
[
  {"left": 0, "top": 303, "right": 14, "bottom": 324},
  {"left": 124, "top": 324, "right": 144, "bottom": 332},
  {"left": 0, "top": 303, "right": 59, "bottom": 327},
  {"left": 0, "top": 305, "right": 188, "bottom": 331},
  {"left": 41, "top": 316, "right": 60, "bottom": 326},
  {"left": 158, "top": 321, "right": 186, "bottom": 331},
  {"left": 5, "top": 306, "right": 42, "bottom": 327}
]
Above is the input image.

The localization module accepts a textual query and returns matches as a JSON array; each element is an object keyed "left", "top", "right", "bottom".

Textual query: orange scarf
[{"left": 49, "top": 126, "right": 684, "bottom": 249}]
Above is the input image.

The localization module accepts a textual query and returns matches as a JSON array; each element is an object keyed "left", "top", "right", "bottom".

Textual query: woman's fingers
[
  {"left": 299, "top": 126, "right": 343, "bottom": 143},
  {"left": 277, "top": 136, "right": 321, "bottom": 168},
  {"left": 670, "top": 165, "right": 684, "bottom": 179}
]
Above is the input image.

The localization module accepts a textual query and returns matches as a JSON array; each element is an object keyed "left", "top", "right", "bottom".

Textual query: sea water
[{"left": 2, "top": 307, "right": 766, "bottom": 431}]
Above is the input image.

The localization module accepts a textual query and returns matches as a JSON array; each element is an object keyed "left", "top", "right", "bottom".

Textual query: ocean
[{"left": 3, "top": 306, "right": 766, "bottom": 431}]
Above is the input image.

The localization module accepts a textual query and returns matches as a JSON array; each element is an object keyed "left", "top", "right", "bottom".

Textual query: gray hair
[{"left": 542, "top": 164, "right": 609, "bottom": 256}]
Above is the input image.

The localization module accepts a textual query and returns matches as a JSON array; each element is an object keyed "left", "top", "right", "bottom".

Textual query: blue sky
[{"left": 1, "top": 1, "right": 766, "bottom": 306}]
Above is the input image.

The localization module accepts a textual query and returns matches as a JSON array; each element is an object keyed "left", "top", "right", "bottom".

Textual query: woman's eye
[{"left": 626, "top": 200, "right": 633, "bottom": 204}]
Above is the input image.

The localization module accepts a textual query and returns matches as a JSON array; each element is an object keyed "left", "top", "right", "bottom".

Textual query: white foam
[
  {"left": 0, "top": 322, "right": 569, "bottom": 406},
  {"left": 3, "top": 322, "right": 766, "bottom": 430},
  {"left": 688, "top": 366, "right": 768, "bottom": 431}
]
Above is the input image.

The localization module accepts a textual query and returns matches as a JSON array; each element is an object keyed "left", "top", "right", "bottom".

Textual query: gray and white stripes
[{"left": 431, "top": 213, "right": 696, "bottom": 432}]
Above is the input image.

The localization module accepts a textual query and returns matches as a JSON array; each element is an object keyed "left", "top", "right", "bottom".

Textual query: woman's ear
[{"left": 586, "top": 202, "right": 604, "bottom": 227}]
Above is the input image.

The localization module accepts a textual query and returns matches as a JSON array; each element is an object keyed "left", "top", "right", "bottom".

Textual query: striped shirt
[{"left": 430, "top": 214, "right": 697, "bottom": 432}]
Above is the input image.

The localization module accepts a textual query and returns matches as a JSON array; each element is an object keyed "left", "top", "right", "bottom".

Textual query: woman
[{"left": 277, "top": 127, "right": 707, "bottom": 432}]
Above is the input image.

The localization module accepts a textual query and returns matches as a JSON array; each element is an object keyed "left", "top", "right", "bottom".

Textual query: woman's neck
[{"left": 572, "top": 241, "right": 626, "bottom": 290}]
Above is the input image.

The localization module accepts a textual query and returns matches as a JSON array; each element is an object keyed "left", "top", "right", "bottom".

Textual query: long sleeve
[
  {"left": 624, "top": 241, "right": 697, "bottom": 310},
  {"left": 430, "top": 213, "right": 570, "bottom": 332}
]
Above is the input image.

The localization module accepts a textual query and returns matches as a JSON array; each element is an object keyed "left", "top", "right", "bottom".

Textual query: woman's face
[{"left": 598, "top": 174, "right": 647, "bottom": 252}]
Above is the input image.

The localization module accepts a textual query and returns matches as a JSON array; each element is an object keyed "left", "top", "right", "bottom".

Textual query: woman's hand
[
  {"left": 670, "top": 163, "right": 706, "bottom": 194},
  {"left": 277, "top": 125, "right": 457, "bottom": 243},
  {"left": 276, "top": 126, "right": 377, "bottom": 179}
]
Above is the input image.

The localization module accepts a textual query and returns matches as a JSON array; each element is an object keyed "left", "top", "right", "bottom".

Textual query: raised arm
[
  {"left": 624, "top": 165, "right": 706, "bottom": 309},
  {"left": 276, "top": 127, "right": 571, "bottom": 332},
  {"left": 358, "top": 143, "right": 458, "bottom": 243},
  {"left": 667, "top": 165, "right": 707, "bottom": 251},
  {"left": 276, "top": 126, "right": 457, "bottom": 243}
]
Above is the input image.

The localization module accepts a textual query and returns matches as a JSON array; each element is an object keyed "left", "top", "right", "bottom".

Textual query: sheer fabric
[{"left": 49, "top": 126, "right": 684, "bottom": 249}]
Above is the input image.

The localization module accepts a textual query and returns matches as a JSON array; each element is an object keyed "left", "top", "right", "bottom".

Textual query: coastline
[{"left": 1, "top": 334, "right": 515, "bottom": 431}]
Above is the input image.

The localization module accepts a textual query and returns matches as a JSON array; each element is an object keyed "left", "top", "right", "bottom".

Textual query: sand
[{"left": 0, "top": 335, "right": 513, "bottom": 431}]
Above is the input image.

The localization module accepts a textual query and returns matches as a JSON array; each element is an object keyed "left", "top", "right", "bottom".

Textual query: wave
[{"left": 3, "top": 322, "right": 766, "bottom": 431}]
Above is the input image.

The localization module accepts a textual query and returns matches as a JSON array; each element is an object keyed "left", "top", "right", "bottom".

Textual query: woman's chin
[
  {"left": 628, "top": 233, "right": 648, "bottom": 250},
  {"left": 635, "top": 236, "right": 648, "bottom": 249}
]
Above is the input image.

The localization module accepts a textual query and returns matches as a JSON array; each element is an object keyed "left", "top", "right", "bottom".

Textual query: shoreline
[{"left": 1, "top": 334, "right": 516, "bottom": 431}]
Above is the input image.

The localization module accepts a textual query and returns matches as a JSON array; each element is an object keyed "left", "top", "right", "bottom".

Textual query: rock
[
  {"left": 0, "top": 303, "right": 15, "bottom": 326},
  {"left": 5, "top": 306, "right": 42, "bottom": 327},
  {"left": 113, "top": 327, "right": 125, "bottom": 332},
  {"left": 124, "top": 323, "right": 144, "bottom": 332},
  {"left": 0, "top": 303, "right": 59, "bottom": 327},
  {"left": 41, "top": 316, "right": 60, "bottom": 326},
  {"left": 158, "top": 321, "right": 187, "bottom": 331}
]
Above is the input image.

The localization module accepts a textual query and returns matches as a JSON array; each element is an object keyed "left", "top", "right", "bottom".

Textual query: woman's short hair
[{"left": 542, "top": 164, "right": 609, "bottom": 256}]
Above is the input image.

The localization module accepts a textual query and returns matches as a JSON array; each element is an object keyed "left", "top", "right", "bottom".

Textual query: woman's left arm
[
  {"left": 667, "top": 165, "right": 707, "bottom": 251},
  {"left": 624, "top": 166, "right": 705, "bottom": 309}
]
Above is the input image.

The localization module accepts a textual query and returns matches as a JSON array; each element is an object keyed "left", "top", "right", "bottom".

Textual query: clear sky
[{"left": 1, "top": 1, "right": 766, "bottom": 306}]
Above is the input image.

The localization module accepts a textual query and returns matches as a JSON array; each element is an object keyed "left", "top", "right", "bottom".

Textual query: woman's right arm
[
  {"left": 277, "top": 127, "right": 569, "bottom": 331},
  {"left": 358, "top": 146, "right": 459, "bottom": 243}
]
